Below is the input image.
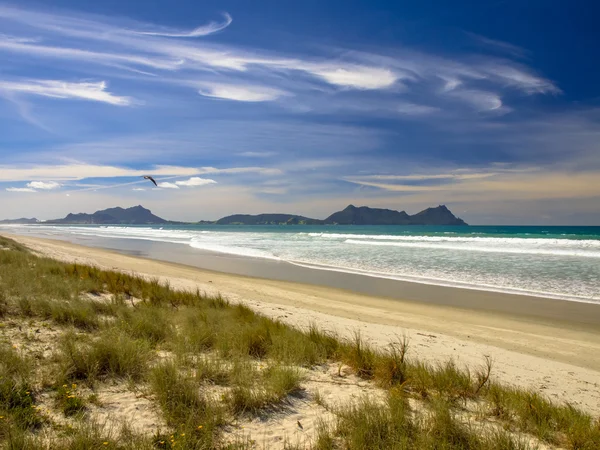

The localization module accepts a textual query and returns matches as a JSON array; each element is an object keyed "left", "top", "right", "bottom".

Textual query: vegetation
[{"left": 0, "top": 234, "right": 598, "bottom": 449}]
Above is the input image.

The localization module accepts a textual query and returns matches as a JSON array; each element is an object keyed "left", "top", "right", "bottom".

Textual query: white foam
[
  {"left": 344, "top": 239, "right": 600, "bottom": 258},
  {"left": 286, "top": 260, "right": 600, "bottom": 305},
  {"left": 188, "top": 239, "right": 280, "bottom": 260},
  {"left": 309, "top": 232, "right": 600, "bottom": 248}
]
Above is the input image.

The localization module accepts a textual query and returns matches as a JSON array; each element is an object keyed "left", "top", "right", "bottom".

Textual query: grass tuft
[
  {"left": 150, "top": 361, "right": 222, "bottom": 448},
  {"left": 55, "top": 382, "right": 86, "bottom": 416},
  {"left": 58, "top": 329, "right": 151, "bottom": 382},
  {"left": 343, "top": 331, "right": 376, "bottom": 379},
  {"left": 0, "top": 344, "right": 43, "bottom": 432}
]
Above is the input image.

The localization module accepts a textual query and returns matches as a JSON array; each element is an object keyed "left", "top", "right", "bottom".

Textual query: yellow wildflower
[
  {"left": 197, "top": 425, "right": 203, "bottom": 429},
  {"left": 72, "top": 383, "right": 77, "bottom": 389},
  {"left": 103, "top": 442, "right": 108, "bottom": 446},
  {"left": 181, "top": 433, "right": 185, "bottom": 436}
]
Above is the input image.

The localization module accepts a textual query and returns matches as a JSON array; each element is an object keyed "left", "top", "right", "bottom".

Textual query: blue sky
[{"left": 0, "top": 0, "right": 599, "bottom": 224}]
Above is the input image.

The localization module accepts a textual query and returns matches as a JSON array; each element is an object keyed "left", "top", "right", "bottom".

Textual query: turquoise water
[{"left": 5, "top": 224, "right": 600, "bottom": 303}]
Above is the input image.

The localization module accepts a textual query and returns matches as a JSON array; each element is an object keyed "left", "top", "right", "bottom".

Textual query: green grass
[
  {"left": 0, "top": 235, "right": 599, "bottom": 449},
  {"left": 58, "top": 329, "right": 151, "bottom": 383},
  {"left": 55, "top": 382, "right": 87, "bottom": 417},
  {"left": 226, "top": 364, "right": 304, "bottom": 416},
  {"left": 195, "top": 355, "right": 231, "bottom": 385},
  {"left": 0, "top": 344, "right": 44, "bottom": 435},
  {"left": 116, "top": 305, "right": 173, "bottom": 344},
  {"left": 150, "top": 361, "right": 223, "bottom": 448}
]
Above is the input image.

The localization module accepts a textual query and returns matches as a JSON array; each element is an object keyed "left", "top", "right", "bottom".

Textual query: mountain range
[
  {"left": 1, "top": 204, "right": 467, "bottom": 225},
  {"left": 0, "top": 217, "right": 39, "bottom": 224}
]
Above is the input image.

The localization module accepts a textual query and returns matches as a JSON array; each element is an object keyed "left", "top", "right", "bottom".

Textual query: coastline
[{"left": 3, "top": 232, "right": 600, "bottom": 415}]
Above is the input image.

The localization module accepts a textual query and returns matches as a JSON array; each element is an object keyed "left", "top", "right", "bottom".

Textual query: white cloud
[
  {"left": 196, "top": 166, "right": 282, "bottom": 176},
  {"left": 0, "top": 80, "right": 133, "bottom": 105},
  {"left": 134, "top": 13, "right": 232, "bottom": 38},
  {"left": 309, "top": 66, "right": 398, "bottom": 89},
  {"left": 0, "top": 39, "right": 183, "bottom": 71},
  {"left": 0, "top": 163, "right": 282, "bottom": 184},
  {"left": 0, "top": 3, "right": 562, "bottom": 118},
  {"left": 6, "top": 187, "right": 36, "bottom": 192},
  {"left": 467, "top": 33, "right": 528, "bottom": 59},
  {"left": 238, "top": 151, "right": 276, "bottom": 158},
  {"left": 483, "top": 64, "right": 560, "bottom": 95},
  {"left": 0, "top": 163, "right": 200, "bottom": 182},
  {"left": 26, "top": 180, "right": 60, "bottom": 190},
  {"left": 198, "top": 83, "right": 288, "bottom": 102},
  {"left": 157, "top": 182, "right": 179, "bottom": 189},
  {"left": 175, "top": 177, "right": 216, "bottom": 187},
  {"left": 448, "top": 89, "right": 503, "bottom": 111},
  {"left": 132, "top": 188, "right": 145, "bottom": 191},
  {"left": 343, "top": 169, "right": 600, "bottom": 202}
]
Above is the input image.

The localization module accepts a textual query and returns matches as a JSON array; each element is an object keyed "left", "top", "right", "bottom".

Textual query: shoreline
[
  {"left": 3, "top": 232, "right": 600, "bottom": 415},
  {"left": 4, "top": 229, "right": 600, "bottom": 328}
]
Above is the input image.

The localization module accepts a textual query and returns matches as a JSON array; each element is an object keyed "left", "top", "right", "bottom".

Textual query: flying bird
[{"left": 142, "top": 176, "right": 158, "bottom": 187}]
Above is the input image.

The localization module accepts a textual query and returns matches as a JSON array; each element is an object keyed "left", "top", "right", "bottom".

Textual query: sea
[{"left": 3, "top": 224, "right": 600, "bottom": 304}]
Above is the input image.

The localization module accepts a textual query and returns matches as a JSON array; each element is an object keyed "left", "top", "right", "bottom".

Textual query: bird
[{"left": 142, "top": 175, "right": 157, "bottom": 187}]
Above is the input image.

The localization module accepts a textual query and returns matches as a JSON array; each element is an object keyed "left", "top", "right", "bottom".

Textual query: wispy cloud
[
  {"left": 6, "top": 187, "right": 36, "bottom": 192},
  {"left": 448, "top": 89, "right": 504, "bottom": 111},
  {"left": 0, "top": 3, "right": 560, "bottom": 115},
  {"left": 0, "top": 80, "right": 133, "bottom": 105},
  {"left": 27, "top": 180, "right": 60, "bottom": 190},
  {"left": 0, "top": 163, "right": 200, "bottom": 182},
  {"left": 482, "top": 64, "right": 561, "bottom": 95},
  {"left": 133, "top": 13, "right": 232, "bottom": 38},
  {"left": 157, "top": 182, "right": 179, "bottom": 189},
  {"left": 344, "top": 168, "right": 600, "bottom": 201},
  {"left": 198, "top": 83, "right": 289, "bottom": 102},
  {"left": 467, "top": 32, "right": 528, "bottom": 59},
  {"left": 196, "top": 166, "right": 282, "bottom": 176},
  {"left": 397, "top": 102, "right": 439, "bottom": 115},
  {"left": 175, "top": 177, "right": 216, "bottom": 187},
  {"left": 0, "top": 162, "right": 280, "bottom": 182},
  {"left": 308, "top": 66, "right": 399, "bottom": 89},
  {"left": 238, "top": 151, "right": 277, "bottom": 158}
]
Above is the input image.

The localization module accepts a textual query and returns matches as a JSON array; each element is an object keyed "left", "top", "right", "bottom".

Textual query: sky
[{"left": 0, "top": 0, "right": 599, "bottom": 224}]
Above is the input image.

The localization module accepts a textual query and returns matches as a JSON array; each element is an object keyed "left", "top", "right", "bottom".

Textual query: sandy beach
[{"left": 3, "top": 232, "right": 600, "bottom": 418}]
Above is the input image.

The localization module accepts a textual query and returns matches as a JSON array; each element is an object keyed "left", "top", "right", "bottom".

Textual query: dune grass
[
  {"left": 0, "top": 235, "right": 598, "bottom": 449},
  {"left": 57, "top": 329, "right": 151, "bottom": 383},
  {"left": 0, "top": 344, "right": 44, "bottom": 435}
]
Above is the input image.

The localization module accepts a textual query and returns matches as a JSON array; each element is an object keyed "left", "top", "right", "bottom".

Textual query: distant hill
[
  {"left": 213, "top": 205, "right": 467, "bottom": 226},
  {"left": 325, "top": 205, "right": 411, "bottom": 225},
  {"left": 15, "top": 204, "right": 466, "bottom": 226},
  {"left": 48, "top": 205, "right": 167, "bottom": 225},
  {"left": 409, "top": 205, "right": 467, "bottom": 226},
  {"left": 216, "top": 213, "right": 323, "bottom": 225},
  {"left": 0, "top": 218, "right": 39, "bottom": 224}
]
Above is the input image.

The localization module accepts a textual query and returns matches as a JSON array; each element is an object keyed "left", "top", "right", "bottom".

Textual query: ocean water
[{"left": 4, "top": 224, "right": 600, "bottom": 304}]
